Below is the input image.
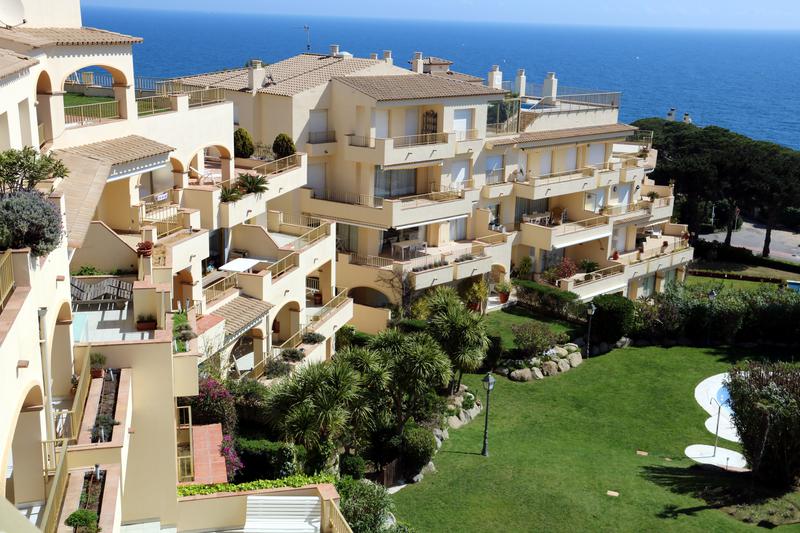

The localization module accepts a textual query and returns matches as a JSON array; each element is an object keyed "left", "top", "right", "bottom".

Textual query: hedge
[
  {"left": 235, "top": 438, "right": 302, "bottom": 481},
  {"left": 694, "top": 240, "right": 800, "bottom": 275},
  {"left": 591, "top": 294, "right": 635, "bottom": 343},
  {"left": 177, "top": 473, "right": 335, "bottom": 497},
  {"left": 512, "top": 279, "right": 585, "bottom": 319},
  {"left": 396, "top": 318, "right": 427, "bottom": 333}
]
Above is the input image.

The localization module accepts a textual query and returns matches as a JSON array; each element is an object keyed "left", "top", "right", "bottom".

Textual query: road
[{"left": 704, "top": 220, "right": 800, "bottom": 264}]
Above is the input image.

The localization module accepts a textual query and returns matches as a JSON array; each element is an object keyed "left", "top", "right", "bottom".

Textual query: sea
[{"left": 82, "top": 6, "right": 800, "bottom": 149}]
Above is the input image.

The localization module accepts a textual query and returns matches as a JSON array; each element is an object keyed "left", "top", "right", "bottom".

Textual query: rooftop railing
[
  {"left": 137, "top": 94, "right": 172, "bottom": 116},
  {"left": 251, "top": 153, "right": 303, "bottom": 176},
  {"left": 203, "top": 272, "right": 238, "bottom": 305},
  {"left": 64, "top": 100, "right": 120, "bottom": 126},
  {"left": 0, "top": 249, "right": 14, "bottom": 312},
  {"left": 308, "top": 130, "right": 337, "bottom": 144}
]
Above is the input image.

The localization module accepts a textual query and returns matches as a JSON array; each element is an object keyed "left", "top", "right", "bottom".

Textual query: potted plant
[
  {"left": 89, "top": 353, "right": 106, "bottom": 379},
  {"left": 496, "top": 280, "right": 512, "bottom": 303},
  {"left": 136, "top": 314, "right": 157, "bottom": 331},
  {"left": 465, "top": 278, "right": 489, "bottom": 311},
  {"left": 136, "top": 240, "right": 153, "bottom": 258},
  {"left": 70, "top": 374, "right": 79, "bottom": 394},
  {"left": 646, "top": 191, "right": 660, "bottom": 201},
  {"left": 301, "top": 332, "right": 325, "bottom": 344},
  {"left": 611, "top": 250, "right": 620, "bottom": 261}
]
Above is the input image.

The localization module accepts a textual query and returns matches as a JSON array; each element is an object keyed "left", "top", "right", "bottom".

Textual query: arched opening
[
  {"left": 35, "top": 71, "right": 54, "bottom": 146},
  {"left": 62, "top": 66, "right": 131, "bottom": 127},
  {"left": 348, "top": 286, "right": 391, "bottom": 308},
  {"left": 4, "top": 385, "right": 46, "bottom": 506},
  {"left": 490, "top": 264, "right": 507, "bottom": 284},
  {"left": 188, "top": 144, "right": 233, "bottom": 185},
  {"left": 51, "top": 301, "right": 74, "bottom": 397},
  {"left": 271, "top": 301, "right": 301, "bottom": 345}
]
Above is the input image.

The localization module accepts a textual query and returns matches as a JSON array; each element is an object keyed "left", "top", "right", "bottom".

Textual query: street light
[
  {"left": 707, "top": 289, "right": 717, "bottom": 345},
  {"left": 481, "top": 372, "right": 496, "bottom": 457},
  {"left": 585, "top": 302, "right": 597, "bottom": 358}
]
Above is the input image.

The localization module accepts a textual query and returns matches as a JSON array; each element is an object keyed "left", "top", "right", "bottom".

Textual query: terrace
[{"left": 343, "top": 131, "right": 456, "bottom": 166}]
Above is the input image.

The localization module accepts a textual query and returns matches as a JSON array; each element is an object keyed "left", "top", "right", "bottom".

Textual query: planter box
[{"left": 136, "top": 320, "right": 157, "bottom": 331}]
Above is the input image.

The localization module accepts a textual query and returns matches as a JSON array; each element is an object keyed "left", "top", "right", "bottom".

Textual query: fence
[
  {"left": 40, "top": 438, "right": 68, "bottom": 533},
  {"left": 251, "top": 153, "right": 303, "bottom": 176},
  {"left": 176, "top": 405, "right": 194, "bottom": 483},
  {"left": 308, "top": 130, "right": 336, "bottom": 144},
  {"left": 64, "top": 100, "right": 120, "bottom": 126},
  {"left": 187, "top": 87, "right": 226, "bottom": 108},
  {"left": 0, "top": 249, "right": 14, "bottom": 312},
  {"left": 327, "top": 500, "right": 354, "bottom": 533},
  {"left": 392, "top": 132, "right": 449, "bottom": 148},
  {"left": 203, "top": 273, "right": 237, "bottom": 304},
  {"left": 137, "top": 94, "right": 172, "bottom": 116},
  {"left": 348, "top": 253, "right": 394, "bottom": 268}
]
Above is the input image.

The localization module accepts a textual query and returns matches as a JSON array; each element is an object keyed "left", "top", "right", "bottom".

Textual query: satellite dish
[{"left": 0, "top": 0, "right": 25, "bottom": 28}]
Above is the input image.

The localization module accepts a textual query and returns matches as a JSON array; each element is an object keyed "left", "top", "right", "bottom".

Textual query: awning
[
  {"left": 219, "top": 257, "right": 263, "bottom": 273},
  {"left": 211, "top": 296, "right": 273, "bottom": 348},
  {"left": 53, "top": 152, "right": 112, "bottom": 248},
  {"left": 395, "top": 214, "right": 468, "bottom": 231},
  {"left": 381, "top": 160, "right": 443, "bottom": 171}
]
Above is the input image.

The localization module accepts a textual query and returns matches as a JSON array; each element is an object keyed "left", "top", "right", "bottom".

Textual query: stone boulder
[
  {"left": 567, "top": 352, "right": 583, "bottom": 368},
  {"left": 557, "top": 359, "right": 571, "bottom": 373},
  {"left": 531, "top": 367, "right": 544, "bottom": 380},
  {"left": 412, "top": 473, "right": 424, "bottom": 483},
  {"left": 447, "top": 415, "right": 464, "bottom": 429},
  {"left": 564, "top": 343, "right": 580, "bottom": 353},
  {"left": 553, "top": 346, "right": 569, "bottom": 358},
  {"left": 433, "top": 427, "right": 449, "bottom": 442},
  {"left": 466, "top": 404, "right": 482, "bottom": 420},
  {"left": 422, "top": 461, "right": 436, "bottom": 475},
  {"left": 509, "top": 368, "right": 533, "bottom": 382},
  {"left": 541, "top": 360, "right": 559, "bottom": 376},
  {"left": 615, "top": 337, "right": 632, "bottom": 349},
  {"left": 495, "top": 367, "right": 510, "bottom": 377}
]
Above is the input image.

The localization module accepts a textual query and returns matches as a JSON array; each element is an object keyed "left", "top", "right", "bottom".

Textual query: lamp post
[
  {"left": 707, "top": 289, "right": 717, "bottom": 345},
  {"left": 481, "top": 372, "right": 496, "bottom": 457},
  {"left": 585, "top": 302, "right": 596, "bottom": 358}
]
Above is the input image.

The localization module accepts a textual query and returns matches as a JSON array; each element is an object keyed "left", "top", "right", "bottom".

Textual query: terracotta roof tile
[
  {"left": 429, "top": 70, "right": 483, "bottom": 83},
  {"left": 0, "top": 27, "right": 142, "bottom": 48},
  {"left": 491, "top": 123, "right": 637, "bottom": 147},
  {"left": 177, "top": 53, "right": 386, "bottom": 97},
  {"left": 0, "top": 48, "right": 37, "bottom": 80},
  {"left": 335, "top": 73, "right": 506, "bottom": 101},
  {"left": 53, "top": 135, "right": 174, "bottom": 166},
  {"left": 52, "top": 153, "right": 110, "bottom": 248}
]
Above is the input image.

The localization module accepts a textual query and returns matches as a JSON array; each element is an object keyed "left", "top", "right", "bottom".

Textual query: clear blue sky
[{"left": 81, "top": 0, "right": 800, "bottom": 30}]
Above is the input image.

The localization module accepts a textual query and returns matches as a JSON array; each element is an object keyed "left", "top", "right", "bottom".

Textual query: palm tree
[
  {"left": 236, "top": 172, "right": 269, "bottom": 195},
  {"left": 429, "top": 305, "right": 489, "bottom": 393},
  {"left": 423, "top": 286, "right": 461, "bottom": 318}
]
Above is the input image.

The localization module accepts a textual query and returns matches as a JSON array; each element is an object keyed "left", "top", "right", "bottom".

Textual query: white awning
[
  {"left": 219, "top": 257, "right": 262, "bottom": 273},
  {"left": 395, "top": 214, "right": 468, "bottom": 230},
  {"left": 381, "top": 159, "right": 444, "bottom": 171}
]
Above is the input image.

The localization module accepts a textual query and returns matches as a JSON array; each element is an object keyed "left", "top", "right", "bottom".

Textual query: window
[
  {"left": 451, "top": 159, "right": 470, "bottom": 189},
  {"left": 453, "top": 109, "right": 472, "bottom": 140},
  {"left": 449, "top": 217, "right": 467, "bottom": 241},
  {"left": 663, "top": 269, "right": 677, "bottom": 287},
  {"left": 405, "top": 108, "right": 419, "bottom": 136},
  {"left": 584, "top": 188, "right": 607, "bottom": 213},
  {"left": 539, "top": 149, "right": 553, "bottom": 176},
  {"left": 374, "top": 166, "right": 416, "bottom": 198},
  {"left": 562, "top": 146, "right": 578, "bottom": 171},
  {"left": 486, "top": 155, "right": 504, "bottom": 184},
  {"left": 587, "top": 143, "right": 606, "bottom": 166},
  {"left": 515, "top": 198, "right": 548, "bottom": 222},
  {"left": 640, "top": 274, "right": 656, "bottom": 298},
  {"left": 308, "top": 163, "right": 326, "bottom": 196},
  {"left": 336, "top": 223, "right": 358, "bottom": 252}
]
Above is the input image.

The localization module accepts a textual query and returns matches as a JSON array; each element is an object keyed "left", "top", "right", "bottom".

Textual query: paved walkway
[
  {"left": 192, "top": 423, "right": 228, "bottom": 484},
  {"left": 704, "top": 220, "right": 800, "bottom": 264}
]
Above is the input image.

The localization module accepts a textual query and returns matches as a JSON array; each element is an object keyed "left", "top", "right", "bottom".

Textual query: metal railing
[
  {"left": 251, "top": 153, "right": 303, "bottom": 176},
  {"left": 176, "top": 405, "right": 194, "bottom": 483},
  {"left": 278, "top": 213, "right": 322, "bottom": 229},
  {"left": 267, "top": 253, "right": 299, "bottom": 280},
  {"left": 203, "top": 272, "right": 238, "bottom": 304},
  {"left": 485, "top": 169, "right": 505, "bottom": 185},
  {"left": 392, "top": 132, "right": 449, "bottom": 148},
  {"left": 137, "top": 94, "right": 172, "bottom": 116},
  {"left": 524, "top": 215, "right": 609, "bottom": 235},
  {"left": 40, "top": 438, "right": 68, "bottom": 533},
  {"left": 397, "top": 187, "right": 463, "bottom": 208},
  {"left": 310, "top": 189, "right": 384, "bottom": 208},
  {"left": 275, "top": 325, "right": 309, "bottom": 352},
  {"left": 0, "top": 249, "right": 14, "bottom": 312},
  {"left": 347, "top": 135, "right": 375, "bottom": 148},
  {"left": 524, "top": 166, "right": 591, "bottom": 185},
  {"left": 308, "top": 130, "right": 336, "bottom": 144},
  {"left": 454, "top": 129, "right": 480, "bottom": 142},
  {"left": 568, "top": 263, "right": 626, "bottom": 287},
  {"left": 327, "top": 500, "right": 354, "bottom": 533},
  {"left": 523, "top": 82, "right": 621, "bottom": 109},
  {"left": 286, "top": 223, "right": 330, "bottom": 252},
  {"left": 142, "top": 204, "right": 183, "bottom": 238},
  {"left": 310, "top": 290, "right": 349, "bottom": 325},
  {"left": 187, "top": 87, "right": 226, "bottom": 108},
  {"left": 55, "top": 353, "right": 91, "bottom": 442},
  {"left": 486, "top": 121, "right": 518, "bottom": 137},
  {"left": 64, "top": 100, "right": 120, "bottom": 126},
  {"left": 348, "top": 253, "right": 394, "bottom": 268},
  {"left": 602, "top": 201, "right": 652, "bottom": 217}
]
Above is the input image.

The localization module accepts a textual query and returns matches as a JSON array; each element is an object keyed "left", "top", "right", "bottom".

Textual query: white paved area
[
  {"left": 685, "top": 444, "right": 747, "bottom": 470},
  {"left": 694, "top": 373, "right": 740, "bottom": 443},
  {"left": 73, "top": 304, "right": 154, "bottom": 343},
  {"left": 704, "top": 220, "right": 800, "bottom": 264}
]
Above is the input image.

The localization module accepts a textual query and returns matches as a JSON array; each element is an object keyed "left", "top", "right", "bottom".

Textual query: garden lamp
[
  {"left": 585, "top": 303, "right": 596, "bottom": 358},
  {"left": 481, "top": 372, "right": 496, "bottom": 457}
]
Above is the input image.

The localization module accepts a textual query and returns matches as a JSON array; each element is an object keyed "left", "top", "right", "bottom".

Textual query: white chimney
[
  {"left": 369, "top": 53, "right": 378, "bottom": 60},
  {"left": 542, "top": 72, "right": 558, "bottom": 104},
  {"left": 683, "top": 112, "right": 693, "bottom": 124},
  {"left": 412, "top": 51, "right": 424, "bottom": 74},
  {"left": 487, "top": 65, "right": 503, "bottom": 90},
  {"left": 383, "top": 50, "right": 393, "bottom": 65},
  {"left": 248, "top": 60, "right": 266, "bottom": 94},
  {"left": 515, "top": 68, "right": 526, "bottom": 97},
  {"left": 330, "top": 44, "right": 340, "bottom": 57},
  {"left": 666, "top": 108, "right": 676, "bottom": 121}
]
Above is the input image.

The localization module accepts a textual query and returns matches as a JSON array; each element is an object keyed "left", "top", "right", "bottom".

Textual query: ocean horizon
[{"left": 83, "top": 6, "right": 800, "bottom": 149}]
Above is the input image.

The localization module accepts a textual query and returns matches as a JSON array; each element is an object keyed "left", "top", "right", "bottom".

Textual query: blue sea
[{"left": 83, "top": 6, "right": 800, "bottom": 149}]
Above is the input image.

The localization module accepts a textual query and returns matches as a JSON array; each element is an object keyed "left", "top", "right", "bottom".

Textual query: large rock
[
  {"left": 433, "top": 427, "right": 449, "bottom": 442},
  {"left": 564, "top": 343, "right": 580, "bottom": 353},
  {"left": 495, "top": 367, "right": 510, "bottom": 377},
  {"left": 458, "top": 408, "right": 472, "bottom": 423},
  {"left": 557, "top": 359, "right": 571, "bottom": 373},
  {"left": 615, "top": 337, "right": 632, "bottom": 349},
  {"left": 422, "top": 461, "right": 436, "bottom": 475},
  {"left": 509, "top": 368, "right": 533, "bottom": 382},
  {"left": 531, "top": 367, "right": 544, "bottom": 380},
  {"left": 567, "top": 352, "right": 583, "bottom": 368},
  {"left": 467, "top": 405, "right": 482, "bottom": 419},
  {"left": 541, "top": 360, "right": 559, "bottom": 377},
  {"left": 412, "top": 473, "right": 424, "bottom": 483},
  {"left": 553, "top": 346, "right": 569, "bottom": 358},
  {"left": 447, "top": 415, "right": 464, "bottom": 429}
]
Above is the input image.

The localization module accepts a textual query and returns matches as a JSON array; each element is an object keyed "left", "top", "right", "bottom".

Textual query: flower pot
[
  {"left": 313, "top": 292, "right": 323, "bottom": 305},
  {"left": 498, "top": 291, "right": 510, "bottom": 303},
  {"left": 467, "top": 301, "right": 481, "bottom": 312},
  {"left": 90, "top": 367, "right": 103, "bottom": 379},
  {"left": 612, "top": 251, "right": 620, "bottom": 260},
  {"left": 136, "top": 320, "right": 157, "bottom": 331}
]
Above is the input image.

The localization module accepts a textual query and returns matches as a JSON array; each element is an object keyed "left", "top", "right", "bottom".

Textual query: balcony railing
[
  {"left": 454, "top": 129, "right": 480, "bottom": 142},
  {"left": 40, "top": 439, "right": 68, "bottom": 533},
  {"left": 602, "top": 201, "right": 652, "bottom": 217},
  {"left": 268, "top": 253, "right": 300, "bottom": 280},
  {"left": 562, "top": 263, "right": 626, "bottom": 289},
  {"left": 310, "top": 290, "right": 349, "bottom": 325},
  {"left": 528, "top": 215, "right": 609, "bottom": 236},
  {"left": 0, "top": 249, "right": 14, "bottom": 312},
  {"left": 137, "top": 94, "right": 172, "bottom": 116},
  {"left": 54, "top": 352, "right": 91, "bottom": 442},
  {"left": 485, "top": 169, "right": 506, "bottom": 185},
  {"left": 187, "top": 87, "right": 226, "bottom": 108},
  {"left": 327, "top": 500, "right": 354, "bottom": 533},
  {"left": 308, "top": 130, "right": 336, "bottom": 144},
  {"left": 251, "top": 153, "right": 303, "bottom": 176},
  {"left": 64, "top": 100, "right": 120, "bottom": 126},
  {"left": 393, "top": 132, "right": 449, "bottom": 148},
  {"left": 285, "top": 223, "right": 330, "bottom": 252},
  {"left": 310, "top": 189, "right": 384, "bottom": 208},
  {"left": 397, "top": 187, "right": 463, "bottom": 208},
  {"left": 347, "top": 135, "right": 375, "bottom": 148},
  {"left": 348, "top": 253, "right": 394, "bottom": 268},
  {"left": 203, "top": 272, "right": 238, "bottom": 304}
]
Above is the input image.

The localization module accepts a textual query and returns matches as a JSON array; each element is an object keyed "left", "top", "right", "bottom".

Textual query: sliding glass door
[{"left": 374, "top": 166, "right": 416, "bottom": 198}]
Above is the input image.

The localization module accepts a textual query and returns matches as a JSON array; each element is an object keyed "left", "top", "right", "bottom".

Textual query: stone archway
[
  {"left": 3, "top": 385, "right": 45, "bottom": 505},
  {"left": 271, "top": 301, "right": 302, "bottom": 345},
  {"left": 187, "top": 144, "right": 233, "bottom": 185},
  {"left": 51, "top": 301, "right": 74, "bottom": 397}
]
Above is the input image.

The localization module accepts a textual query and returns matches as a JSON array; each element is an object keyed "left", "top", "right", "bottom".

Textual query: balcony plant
[
  {"left": 136, "top": 240, "right": 153, "bottom": 258},
  {"left": 496, "top": 280, "right": 512, "bottom": 303},
  {"left": 465, "top": 278, "right": 489, "bottom": 311},
  {"left": 220, "top": 184, "right": 243, "bottom": 203},
  {"left": 64, "top": 509, "right": 100, "bottom": 533},
  {"left": 454, "top": 253, "right": 475, "bottom": 263},
  {"left": 136, "top": 313, "right": 157, "bottom": 331},
  {"left": 236, "top": 173, "right": 268, "bottom": 195},
  {"left": 233, "top": 127, "right": 255, "bottom": 158},
  {"left": 301, "top": 331, "right": 325, "bottom": 345},
  {"left": 0, "top": 190, "right": 63, "bottom": 257},
  {"left": 579, "top": 260, "right": 600, "bottom": 273},
  {"left": 272, "top": 133, "right": 296, "bottom": 159},
  {"left": 646, "top": 191, "right": 660, "bottom": 201},
  {"left": 89, "top": 352, "right": 106, "bottom": 379},
  {"left": 281, "top": 347, "right": 304, "bottom": 362},
  {"left": 91, "top": 413, "right": 119, "bottom": 442}
]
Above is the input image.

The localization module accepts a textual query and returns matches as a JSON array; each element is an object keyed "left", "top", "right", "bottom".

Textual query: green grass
[
  {"left": 483, "top": 306, "right": 581, "bottom": 350},
  {"left": 63, "top": 93, "right": 116, "bottom": 107},
  {"left": 691, "top": 259, "right": 798, "bottom": 281},
  {"left": 684, "top": 275, "right": 775, "bottom": 290},
  {"left": 393, "top": 346, "right": 800, "bottom": 532}
]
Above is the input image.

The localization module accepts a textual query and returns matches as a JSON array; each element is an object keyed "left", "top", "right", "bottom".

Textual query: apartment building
[
  {"left": 0, "top": 1, "right": 352, "bottom": 532},
  {"left": 183, "top": 49, "right": 691, "bottom": 331}
]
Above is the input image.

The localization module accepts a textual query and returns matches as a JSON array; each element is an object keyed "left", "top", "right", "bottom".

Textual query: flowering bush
[
  {"left": 177, "top": 473, "right": 334, "bottom": 497},
  {"left": 180, "top": 378, "right": 238, "bottom": 434},
  {"left": 0, "top": 190, "right": 62, "bottom": 256},
  {"left": 220, "top": 434, "right": 243, "bottom": 480},
  {"left": 554, "top": 257, "right": 579, "bottom": 280}
]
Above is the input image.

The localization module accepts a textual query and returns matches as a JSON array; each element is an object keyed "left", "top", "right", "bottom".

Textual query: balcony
[
  {"left": 514, "top": 166, "right": 600, "bottom": 200},
  {"left": 482, "top": 169, "right": 515, "bottom": 199},
  {"left": 301, "top": 185, "right": 473, "bottom": 229},
  {"left": 620, "top": 233, "right": 693, "bottom": 280},
  {"left": 343, "top": 132, "right": 455, "bottom": 166},
  {"left": 601, "top": 200, "right": 652, "bottom": 223},
  {"left": 306, "top": 130, "right": 337, "bottom": 157},
  {"left": 64, "top": 100, "right": 121, "bottom": 128},
  {"left": 519, "top": 215, "right": 612, "bottom": 250},
  {"left": 557, "top": 263, "right": 628, "bottom": 300},
  {"left": 454, "top": 128, "right": 483, "bottom": 154}
]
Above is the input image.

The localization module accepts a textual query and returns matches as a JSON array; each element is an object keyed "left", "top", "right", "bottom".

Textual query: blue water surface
[{"left": 82, "top": 7, "right": 800, "bottom": 149}]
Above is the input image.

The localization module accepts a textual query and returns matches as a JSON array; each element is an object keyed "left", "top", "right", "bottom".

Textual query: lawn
[
  {"left": 393, "top": 346, "right": 799, "bottom": 532},
  {"left": 691, "top": 259, "right": 799, "bottom": 281},
  {"left": 483, "top": 306, "right": 582, "bottom": 350},
  {"left": 684, "top": 275, "right": 776, "bottom": 290},
  {"left": 63, "top": 93, "right": 116, "bottom": 107}
]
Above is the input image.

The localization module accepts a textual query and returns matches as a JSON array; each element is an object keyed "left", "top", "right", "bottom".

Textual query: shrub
[
  {"left": 335, "top": 477, "right": 394, "bottom": 533},
  {"left": 75, "top": 265, "right": 104, "bottom": 276},
  {"left": 220, "top": 434, "right": 243, "bottom": 479},
  {"left": 495, "top": 280, "right": 512, "bottom": 294},
  {"left": 513, "top": 279, "right": 584, "bottom": 319},
  {"left": 516, "top": 255, "right": 533, "bottom": 279},
  {"left": 464, "top": 278, "right": 489, "bottom": 307},
  {"left": 264, "top": 354, "right": 291, "bottom": 379},
  {"left": 281, "top": 348, "right": 304, "bottom": 362},
  {"left": 0, "top": 190, "right": 62, "bottom": 256},
  {"left": 727, "top": 362, "right": 800, "bottom": 487},
  {"left": 89, "top": 352, "right": 106, "bottom": 370},
  {"left": 554, "top": 257, "right": 579, "bottom": 280},
  {"left": 511, "top": 321, "right": 564, "bottom": 357},
  {"left": 235, "top": 438, "right": 300, "bottom": 481},
  {"left": 236, "top": 173, "right": 268, "bottom": 194},
  {"left": 177, "top": 473, "right": 335, "bottom": 497},
  {"left": 339, "top": 454, "right": 366, "bottom": 480},
  {"left": 0, "top": 146, "right": 68, "bottom": 194},
  {"left": 301, "top": 331, "right": 325, "bottom": 344},
  {"left": 227, "top": 378, "right": 271, "bottom": 424},
  {"left": 181, "top": 377, "right": 237, "bottom": 434},
  {"left": 396, "top": 318, "right": 427, "bottom": 333},
  {"left": 233, "top": 127, "right": 255, "bottom": 158},
  {"left": 579, "top": 259, "right": 599, "bottom": 273},
  {"left": 336, "top": 325, "right": 372, "bottom": 349},
  {"left": 591, "top": 294, "right": 635, "bottom": 342},
  {"left": 64, "top": 509, "right": 99, "bottom": 533},
  {"left": 461, "top": 392, "right": 476, "bottom": 410},
  {"left": 272, "top": 133, "right": 296, "bottom": 159},
  {"left": 91, "top": 414, "right": 119, "bottom": 442},
  {"left": 401, "top": 425, "right": 436, "bottom": 476},
  {"left": 219, "top": 184, "right": 243, "bottom": 203}
]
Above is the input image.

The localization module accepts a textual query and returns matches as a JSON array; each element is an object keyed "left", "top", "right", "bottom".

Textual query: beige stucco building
[
  {"left": 183, "top": 49, "right": 692, "bottom": 331},
  {"left": 0, "top": 1, "right": 352, "bottom": 532}
]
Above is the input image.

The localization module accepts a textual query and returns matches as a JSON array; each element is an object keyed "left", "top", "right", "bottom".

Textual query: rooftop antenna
[{"left": 297, "top": 25, "right": 311, "bottom": 52}]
